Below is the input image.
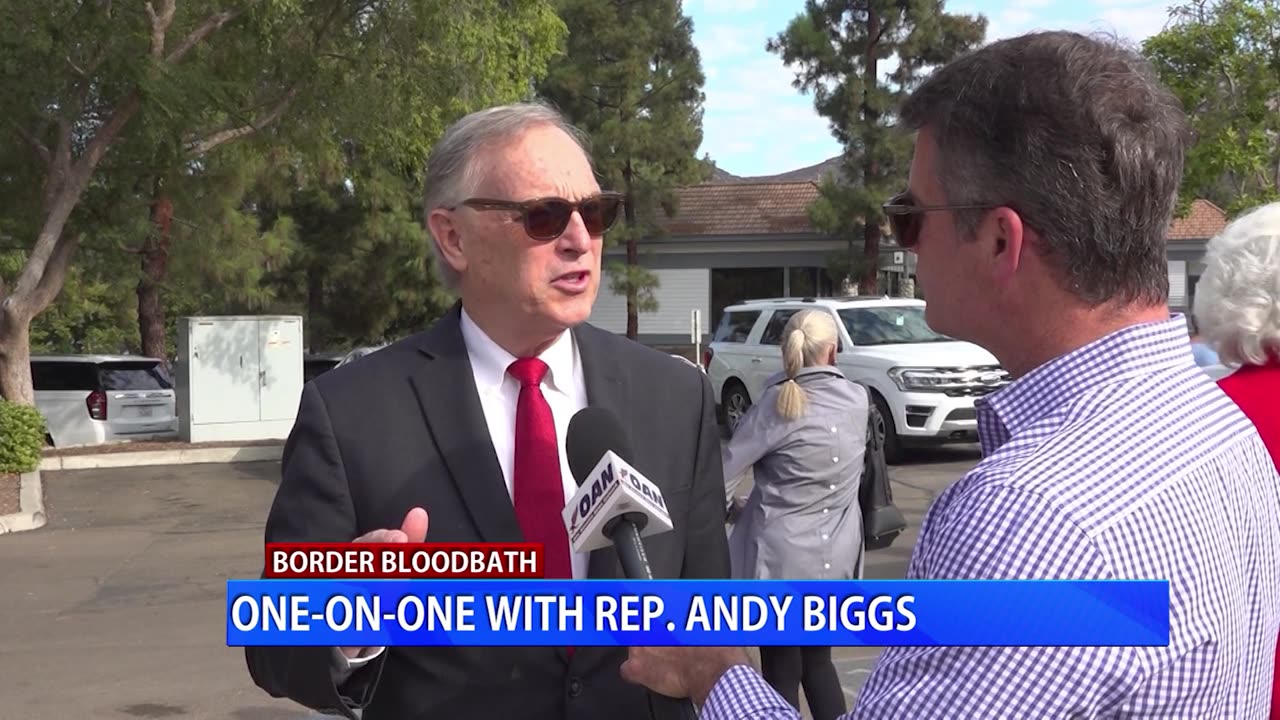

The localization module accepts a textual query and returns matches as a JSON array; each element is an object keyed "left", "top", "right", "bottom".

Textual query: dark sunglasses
[
  {"left": 881, "top": 192, "right": 998, "bottom": 248},
  {"left": 451, "top": 192, "right": 624, "bottom": 241}
]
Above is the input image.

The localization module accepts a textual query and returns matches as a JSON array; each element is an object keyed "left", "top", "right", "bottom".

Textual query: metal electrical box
[{"left": 174, "top": 315, "right": 304, "bottom": 443}]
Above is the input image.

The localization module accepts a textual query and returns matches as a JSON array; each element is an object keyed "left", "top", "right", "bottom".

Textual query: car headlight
[{"left": 887, "top": 367, "right": 1009, "bottom": 392}]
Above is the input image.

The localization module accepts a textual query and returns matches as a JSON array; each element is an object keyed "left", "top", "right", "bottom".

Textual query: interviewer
[{"left": 620, "top": 29, "right": 1280, "bottom": 718}]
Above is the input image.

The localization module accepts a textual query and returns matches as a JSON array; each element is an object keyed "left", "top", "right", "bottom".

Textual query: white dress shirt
[{"left": 333, "top": 308, "right": 590, "bottom": 678}]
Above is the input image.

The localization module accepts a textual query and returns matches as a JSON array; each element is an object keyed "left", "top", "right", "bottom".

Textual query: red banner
[{"left": 265, "top": 543, "right": 544, "bottom": 578}]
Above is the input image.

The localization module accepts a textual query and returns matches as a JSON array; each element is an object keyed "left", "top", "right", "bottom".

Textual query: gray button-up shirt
[{"left": 722, "top": 365, "right": 869, "bottom": 581}]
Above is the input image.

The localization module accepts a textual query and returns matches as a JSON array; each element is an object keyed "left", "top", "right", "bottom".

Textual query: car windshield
[
  {"left": 838, "top": 306, "right": 952, "bottom": 346},
  {"left": 97, "top": 362, "right": 172, "bottom": 390}
]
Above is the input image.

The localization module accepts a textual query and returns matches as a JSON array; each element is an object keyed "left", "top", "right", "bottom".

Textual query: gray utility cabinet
[{"left": 175, "top": 315, "right": 304, "bottom": 443}]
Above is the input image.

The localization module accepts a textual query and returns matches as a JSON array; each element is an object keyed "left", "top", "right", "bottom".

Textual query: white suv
[
  {"left": 704, "top": 297, "right": 1009, "bottom": 462},
  {"left": 32, "top": 354, "right": 179, "bottom": 447}
]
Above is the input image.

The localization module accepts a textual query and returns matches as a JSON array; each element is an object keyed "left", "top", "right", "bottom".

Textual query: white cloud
[
  {"left": 1092, "top": 0, "right": 1168, "bottom": 7},
  {"left": 700, "top": 0, "right": 760, "bottom": 13},
  {"left": 958, "top": 0, "right": 1172, "bottom": 44},
  {"left": 695, "top": 42, "right": 873, "bottom": 174},
  {"left": 694, "top": 23, "right": 768, "bottom": 64},
  {"left": 1093, "top": 3, "right": 1175, "bottom": 43},
  {"left": 689, "top": 0, "right": 1179, "bottom": 176}
]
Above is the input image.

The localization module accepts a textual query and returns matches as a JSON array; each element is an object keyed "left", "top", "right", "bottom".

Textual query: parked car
[
  {"left": 703, "top": 297, "right": 1010, "bottom": 462},
  {"left": 304, "top": 352, "right": 345, "bottom": 383},
  {"left": 669, "top": 353, "right": 705, "bottom": 373},
  {"left": 335, "top": 345, "right": 388, "bottom": 369},
  {"left": 31, "top": 354, "right": 179, "bottom": 447}
]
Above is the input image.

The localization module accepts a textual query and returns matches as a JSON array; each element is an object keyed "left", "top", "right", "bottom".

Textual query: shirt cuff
[
  {"left": 330, "top": 646, "right": 385, "bottom": 683},
  {"left": 701, "top": 664, "right": 799, "bottom": 720}
]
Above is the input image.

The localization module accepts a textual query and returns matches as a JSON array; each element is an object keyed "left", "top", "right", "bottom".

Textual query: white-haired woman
[
  {"left": 721, "top": 309, "right": 869, "bottom": 720},
  {"left": 1192, "top": 200, "right": 1280, "bottom": 720}
]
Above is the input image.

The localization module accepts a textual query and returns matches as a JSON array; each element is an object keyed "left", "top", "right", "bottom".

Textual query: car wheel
[
  {"left": 871, "top": 392, "right": 905, "bottom": 464},
  {"left": 722, "top": 381, "right": 751, "bottom": 435}
]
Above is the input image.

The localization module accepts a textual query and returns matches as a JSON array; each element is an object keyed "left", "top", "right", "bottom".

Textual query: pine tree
[
  {"left": 768, "top": 0, "right": 986, "bottom": 293},
  {"left": 537, "top": 0, "right": 711, "bottom": 339}
]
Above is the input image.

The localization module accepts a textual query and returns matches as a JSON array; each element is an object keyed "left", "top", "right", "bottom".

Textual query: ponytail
[
  {"left": 774, "top": 309, "right": 839, "bottom": 420},
  {"left": 776, "top": 325, "right": 808, "bottom": 420}
]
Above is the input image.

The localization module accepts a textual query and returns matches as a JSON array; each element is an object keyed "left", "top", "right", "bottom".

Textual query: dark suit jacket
[{"left": 244, "top": 304, "right": 731, "bottom": 720}]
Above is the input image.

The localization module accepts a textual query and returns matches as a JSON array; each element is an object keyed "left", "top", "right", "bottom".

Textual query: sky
[{"left": 684, "top": 0, "right": 1180, "bottom": 178}]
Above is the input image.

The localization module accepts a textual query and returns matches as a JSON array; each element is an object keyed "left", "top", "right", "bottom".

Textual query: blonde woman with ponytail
[
  {"left": 720, "top": 309, "right": 870, "bottom": 720},
  {"left": 775, "top": 311, "right": 822, "bottom": 420}
]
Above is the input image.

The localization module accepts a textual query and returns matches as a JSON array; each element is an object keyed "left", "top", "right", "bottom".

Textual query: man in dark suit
[{"left": 244, "top": 101, "right": 730, "bottom": 720}]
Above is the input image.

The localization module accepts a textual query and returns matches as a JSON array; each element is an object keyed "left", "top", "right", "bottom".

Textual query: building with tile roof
[{"left": 588, "top": 182, "right": 1230, "bottom": 346}]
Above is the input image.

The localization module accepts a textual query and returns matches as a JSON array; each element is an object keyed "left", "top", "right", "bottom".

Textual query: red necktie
[{"left": 508, "top": 358, "right": 573, "bottom": 580}]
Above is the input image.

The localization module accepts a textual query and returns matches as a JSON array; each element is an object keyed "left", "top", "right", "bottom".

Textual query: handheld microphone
[
  {"left": 563, "top": 408, "right": 674, "bottom": 571},
  {"left": 563, "top": 407, "right": 696, "bottom": 720}
]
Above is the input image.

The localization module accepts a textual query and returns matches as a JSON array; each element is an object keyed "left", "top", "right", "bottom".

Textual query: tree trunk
[
  {"left": 623, "top": 159, "right": 639, "bottom": 340},
  {"left": 860, "top": 8, "right": 882, "bottom": 295},
  {"left": 0, "top": 308, "right": 35, "bottom": 406},
  {"left": 307, "top": 264, "right": 324, "bottom": 350},
  {"left": 1, "top": 186, "right": 87, "bottom": 406},
  {"left": 1274, "top": 148, "right": 1279, "bottom": 193},
  {"left": 137, "top": 178, "right": 173, "bottom": 365}
]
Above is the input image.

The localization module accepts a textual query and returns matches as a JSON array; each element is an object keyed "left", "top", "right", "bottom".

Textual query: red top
[{"left": 1218, "top": 360, "right": 1280, "bottom": 720}]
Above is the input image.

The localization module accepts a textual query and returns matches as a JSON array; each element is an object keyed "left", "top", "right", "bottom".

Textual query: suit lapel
[
  {"left": 408, "top": 303, "right": 523, "bottom": 544},
  {"left": 572, "top": 323, "right": 631, "bottom": 581}
]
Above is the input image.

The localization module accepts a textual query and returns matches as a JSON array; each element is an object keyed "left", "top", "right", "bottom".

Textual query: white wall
[
  {"left": 1168, "top": 260, "right": 1187, "bottom": 308},
  {"left": 589, "top": 268, "right": 710, "bottom": 336}
]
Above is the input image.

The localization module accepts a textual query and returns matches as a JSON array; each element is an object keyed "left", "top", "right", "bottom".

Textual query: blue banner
[{"left": 225, "top": 579, "right": 1169, "bottom": 647}]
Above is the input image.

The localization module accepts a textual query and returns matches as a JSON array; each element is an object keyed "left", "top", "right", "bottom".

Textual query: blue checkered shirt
[{"left": 702, "top": 316, "right": 1280, "bottom": 718}]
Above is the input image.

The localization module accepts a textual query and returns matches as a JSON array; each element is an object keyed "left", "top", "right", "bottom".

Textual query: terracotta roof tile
[
  {"left": 1168, "top": 198, "right": 1228, "bottom": 240},
  {"left": 653, "top": 182, "right": 1225, "bottom": 242},
  {"left": 657, "top": 182, "right": 823, "bottom": 237}
]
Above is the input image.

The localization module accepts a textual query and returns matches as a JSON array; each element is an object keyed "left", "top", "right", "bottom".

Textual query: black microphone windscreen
[{"left": 566, "top": 407, "right": 633, "bottom": 487}]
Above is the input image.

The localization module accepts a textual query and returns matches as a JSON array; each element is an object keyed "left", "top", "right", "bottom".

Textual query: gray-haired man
[{"left": 245, "top": 101, "right": 730, "bottom": 720}]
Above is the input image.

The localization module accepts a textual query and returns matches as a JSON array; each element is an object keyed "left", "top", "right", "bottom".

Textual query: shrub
[{"left": 0, "top": 399, "right": 46, "bottom": 474}]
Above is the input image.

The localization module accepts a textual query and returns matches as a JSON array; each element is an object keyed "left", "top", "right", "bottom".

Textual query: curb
[
  {"left": 0, "top": 470, "right": 47, "bottom": 535},
  {"left": 38, "top": 444, "right": 284, "bottom": 471}
]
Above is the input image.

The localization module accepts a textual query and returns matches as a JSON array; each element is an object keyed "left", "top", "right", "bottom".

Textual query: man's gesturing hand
[
  {"left": 339, "top": 508, "right": 428, "bottom": 660},
  {"left": 620, "top": 646, "right": 750, "bottom": 706},
  {"left": 354, "top": 507, "right": 429, "bottom": 544}
]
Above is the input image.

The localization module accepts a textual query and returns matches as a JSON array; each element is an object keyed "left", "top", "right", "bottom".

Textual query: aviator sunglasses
[
  {"left": 881, "top": 192, "right": 999, "bottom": 248},
  {"left": 451, "top": 192, "right": 625, "bottom": 241}
]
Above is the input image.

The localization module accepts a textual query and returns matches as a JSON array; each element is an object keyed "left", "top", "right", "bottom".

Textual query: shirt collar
[
  {"left": 765, "top": 365, "right": 845, "bottom": 388},
  {"left": 979, "top": 314, "right": 1195, "bottom": 439},
  {"left": 459, "top": 307, "right": 577, "bottom": 396}
]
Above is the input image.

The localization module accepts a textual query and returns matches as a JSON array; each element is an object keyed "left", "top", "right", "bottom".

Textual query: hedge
[{"left": 0, "top": 399, "right": 46, "bottom": 474}]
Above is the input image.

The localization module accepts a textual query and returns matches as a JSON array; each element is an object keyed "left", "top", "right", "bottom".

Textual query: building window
[
  {"left": 786, "top": 267, "right": 834, "bottom": 298},
  {"left": 711, "top": 268, "right": 784, "bottom": 322}
]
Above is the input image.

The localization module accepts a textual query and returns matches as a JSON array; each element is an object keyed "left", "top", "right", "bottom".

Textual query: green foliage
[
  {"left": 767, "top": 1, "right": 986, "bottom": 287},
  {"left": 822, "top": 249, "right": 867, "bottom": 290},
  {"left": 1142, "top": 0, "right": 1280, "bottom": 216},
  {"left": 0, "top": 0, "right": 569, "bottom": 368},
  {"left": 0, "top": 250, "right": 137, "bottom": 354},
  {"left": 606, "top": 261, "right": 660, "bottom": 314},
  {"left": 0, "top": 398, "right": 46, "bottom": 474},
  {"left": 258, "top": 155, "right": 457, "bottom": 351},
  {"left": 536, "top": 0, "right": 710, "bottom": 333}
]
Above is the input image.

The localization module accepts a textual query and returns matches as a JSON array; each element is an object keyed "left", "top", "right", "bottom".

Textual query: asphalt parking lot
[{"left": 0, "top": 443, "right": 980, "bottom": 720}]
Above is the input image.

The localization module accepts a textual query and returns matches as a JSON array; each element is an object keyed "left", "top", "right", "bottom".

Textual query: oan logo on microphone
[{"left": 562, "top": 451, "right": 675, "bottom": 553}]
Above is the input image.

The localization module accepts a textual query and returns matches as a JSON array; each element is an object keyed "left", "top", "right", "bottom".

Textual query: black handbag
[{"left": 860, "top": 392, "right": 907, "bottom": 550}]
